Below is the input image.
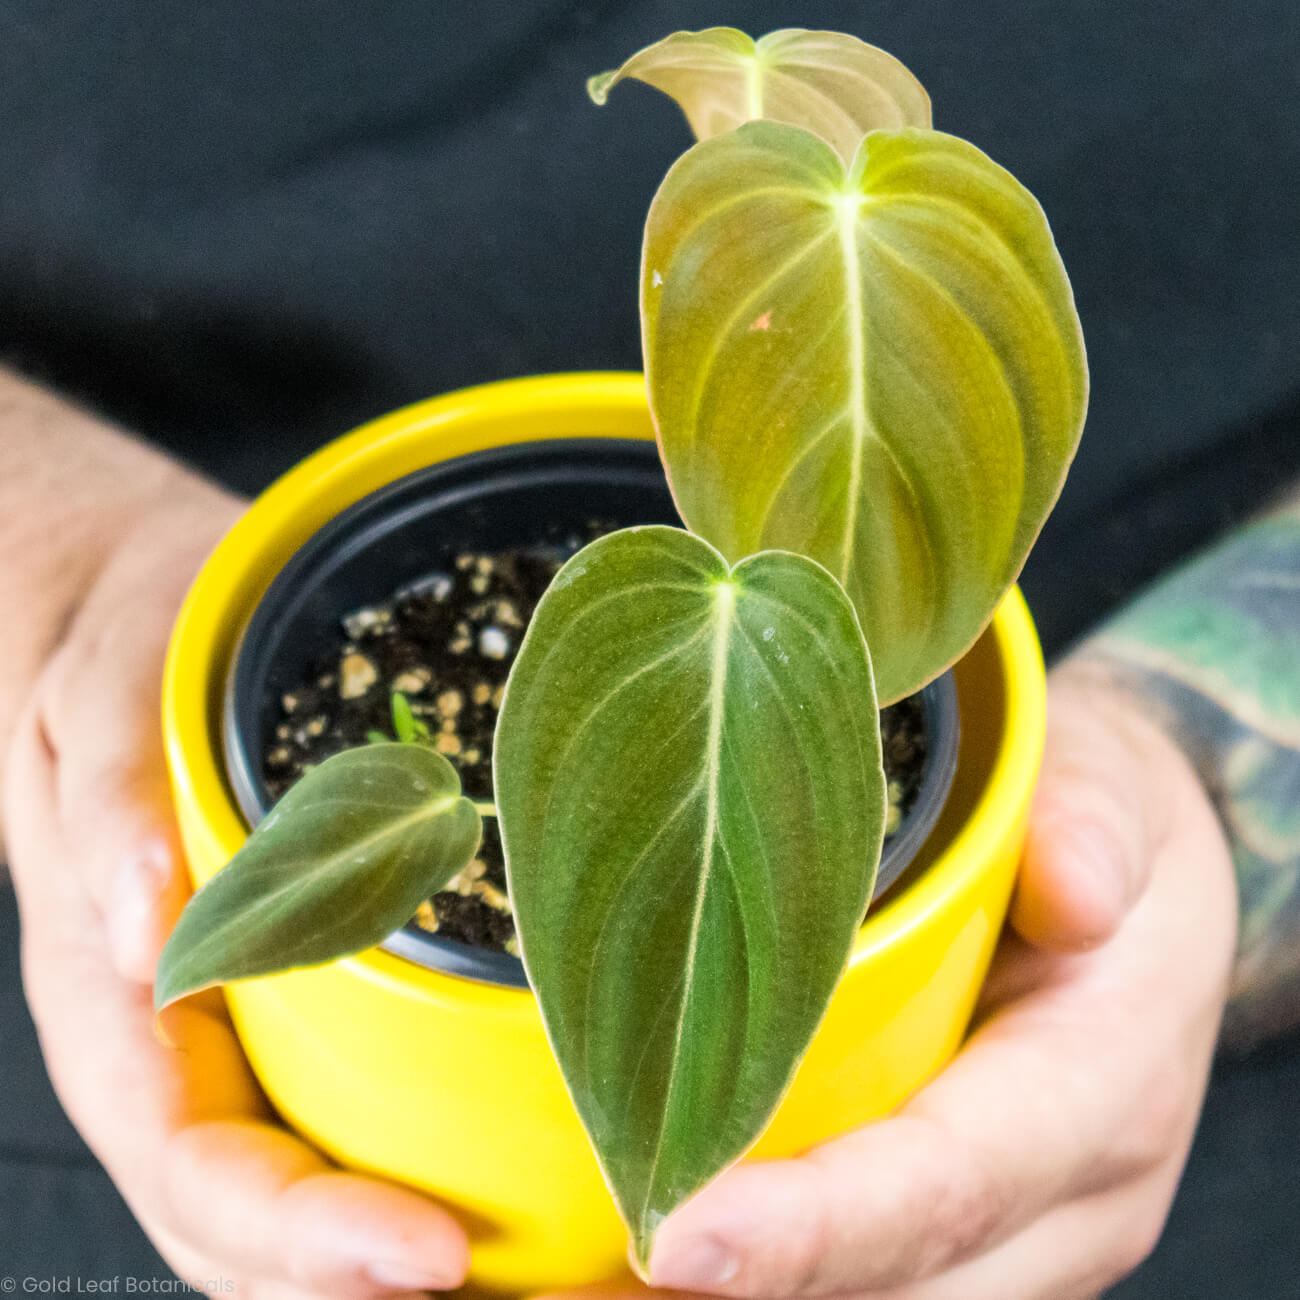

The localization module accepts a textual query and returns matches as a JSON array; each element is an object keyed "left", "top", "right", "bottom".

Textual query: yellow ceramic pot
[{"left": 162, "top": 372, "right": 1046, "bottom": 1296}]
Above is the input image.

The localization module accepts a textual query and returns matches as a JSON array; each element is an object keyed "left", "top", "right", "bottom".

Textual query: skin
[
  {"left": 1081, "top": 499, "right": 1300, "bottom": 1053},
  {"left": 539, "top": 661, "right": 1236, "bottom": 1300},
  {"left": 1, "top": 371, "right": 471, "bottom": 1300},
  {"left": 1, "top": 365, "right": 1280, "bottom": 1298}
]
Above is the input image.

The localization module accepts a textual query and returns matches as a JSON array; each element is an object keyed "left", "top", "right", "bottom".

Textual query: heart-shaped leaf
[
  {"left": 494, "top": 526, "right": 885, "bottom": 1269},
  {"left": 155, "top": 743, "right": 481, "bottom": 1010},
  {"left": 588, "top": 27, "right": 930, "bottom": 163},
  {"left": 642, "top": 121, "right": 1088, "bottom": 703}
]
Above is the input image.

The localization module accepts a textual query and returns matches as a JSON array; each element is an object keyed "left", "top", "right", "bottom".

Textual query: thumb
[
  {"left": 1011, "top": 660, "right": 1176, "bottom": 951},
  {"left": 34, "top": 583, "right": 194, "bottom": 983}
]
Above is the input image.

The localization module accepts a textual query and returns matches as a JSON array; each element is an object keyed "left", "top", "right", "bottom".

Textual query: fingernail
[
  {"left": 366, "top": 1260, "right": 461, "bottom": 1291},
  {"left": 650, "top": 1236, "right": 739, "bottom": 1290}
]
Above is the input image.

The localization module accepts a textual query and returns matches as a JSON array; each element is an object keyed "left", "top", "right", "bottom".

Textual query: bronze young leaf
[
  {"left": 494, "top": 526, "right": 886, "bottom": 1270},
  {"left": 589, "top": 26, "right": 930, "bottom": 163},
  {"left": 155, "top": 743, "right": 481, "bottom": 1010},
  {"left": 642, "top": 121, "right": 1088, "bottom": 703}
]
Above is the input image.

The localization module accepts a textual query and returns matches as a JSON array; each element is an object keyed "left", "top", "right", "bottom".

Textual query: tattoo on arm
[{"left": 1079, "top": 500, "right": 1300, "bottom": 1052}]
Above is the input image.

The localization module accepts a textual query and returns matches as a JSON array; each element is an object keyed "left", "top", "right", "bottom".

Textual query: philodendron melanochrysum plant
[{"left": 156, "top": 27, "right": 1087, "bottom": 1272}]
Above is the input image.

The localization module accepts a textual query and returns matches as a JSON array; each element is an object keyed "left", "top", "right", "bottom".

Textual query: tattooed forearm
[{"left": 1077, "top": 500, "right": 1300, "bottom": 1052}]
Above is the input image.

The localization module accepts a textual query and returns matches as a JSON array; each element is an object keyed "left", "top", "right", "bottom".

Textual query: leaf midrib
[
  {"left": 837, "top": 197, "right": 868, "bottom": 581},
  {"left": 637, "top": 579, "right": 737, "bottom": 1238},
  {"left": 165, "top": 793, "right": 464, "bottom": 990}
]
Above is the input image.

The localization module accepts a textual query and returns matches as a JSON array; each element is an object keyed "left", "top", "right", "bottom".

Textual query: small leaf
[
  {"left": 589, "top": 27, "right": 930, "bottom": 163},
  {"left": 642, "top": 121, "right": 1088, "bottom": 702},
  {"left": 495, "top": 526, "right": 885, "bottom": 1269},
  {"left": 391, "top": 690, "right": 428, "bottom": 743},
  {"left": 155, "top": 744, "right": 480, "bottom": 1009}
]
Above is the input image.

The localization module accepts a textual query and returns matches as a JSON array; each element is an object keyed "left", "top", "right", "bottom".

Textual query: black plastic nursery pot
[
  {"left": 222, "top": 435, "right": 960, "bottom": 988},
  {"left": 161, "top": 372, "right": 1048, "bottom": 1294}
]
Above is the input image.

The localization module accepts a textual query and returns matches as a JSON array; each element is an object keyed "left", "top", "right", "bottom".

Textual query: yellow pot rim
[{"left": 163, "top": 371, "right": 1044, "bottom": 1021}]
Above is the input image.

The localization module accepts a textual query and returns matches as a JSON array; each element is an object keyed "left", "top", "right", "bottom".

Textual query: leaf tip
[
  {"left": 151, "top": 964, "right": 207, "bottom": 1049},
  {"left": 152, "top": 959, "right": 196, "bottom": 1018},
  {"left": 629, "top": 1227, "right": 655, "bottom": 1282},
  {"left": 586, "top": 70, "right": 616, "bottom": 105},
  {"left": 152, "top": 1002, "right": 182, "bottom": 1048}
]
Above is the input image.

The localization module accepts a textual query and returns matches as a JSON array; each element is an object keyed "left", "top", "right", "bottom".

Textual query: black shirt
[{"left": 1, "top": 0, "right": 1298, "bottom": 656}]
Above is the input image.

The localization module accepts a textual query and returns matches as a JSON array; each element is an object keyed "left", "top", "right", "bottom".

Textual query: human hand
[
  {"left": 4, "top": 477, "right": 471, "bottom": 1300},
  {"left": 537, "top": 659, "right": 1237, "bottom": 1300}
]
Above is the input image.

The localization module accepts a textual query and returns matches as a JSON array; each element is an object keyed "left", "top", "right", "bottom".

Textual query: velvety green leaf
[
  {"left": 588, "top": 27, "right": 930, "bottom": 163},
  {"left": 155, "top": 744, "right": 480, "bottom": 1009},
  {"left": 642, "top": 121, "right": 1088, "bottom": 702},
  {"left": 494, "top": 525, "right": 885, "bottom": 1269}
]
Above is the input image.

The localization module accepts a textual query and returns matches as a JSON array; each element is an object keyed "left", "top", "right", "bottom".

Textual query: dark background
[{"left": 1, "top": 1, "right": 1298, "bottom": 1294}]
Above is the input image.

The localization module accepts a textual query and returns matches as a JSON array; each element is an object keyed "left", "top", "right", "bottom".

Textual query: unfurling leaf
[
  {"left": 642, "top": 122, "right": 1088, "bottom": 703},
  {"left": 391, "top": 690, "right": 429, "bottom": 743},
  {"left": 494, "top": 526, "right": 886, "bottom": 1270},
  {"left": 155, "top": 744, "right": 480, "bottom": 1010},
  {"left": 588, "top": 26, "right": 930, "bottom": 163}
]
